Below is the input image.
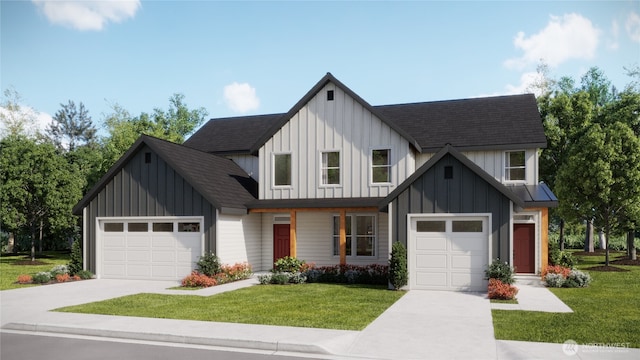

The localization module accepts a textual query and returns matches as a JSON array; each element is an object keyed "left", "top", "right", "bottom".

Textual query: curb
[{"left": 2, "top": 322, "right": 335, "bottom": 355}]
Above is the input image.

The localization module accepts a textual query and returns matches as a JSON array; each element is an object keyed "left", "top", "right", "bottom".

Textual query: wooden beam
[
  {"left": 290, "top": 210, "right": 297, "bottom": 258},
  {"left": 340, "top": 209, "right": 346, "bottom": 266},
  {"left": 527, "top": 207, "right": 549, "bottom": 273},
  {"left": 249, "top": 207, "right": 378, "bottom": 213}
]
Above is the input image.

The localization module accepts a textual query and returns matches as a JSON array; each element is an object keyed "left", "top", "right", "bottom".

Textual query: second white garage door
[
  {"left": 98, "top": 218, "right": 203, "bottom": 280},
  {"left": 409, "top": 215, "right": 489, "bottom": 291}
]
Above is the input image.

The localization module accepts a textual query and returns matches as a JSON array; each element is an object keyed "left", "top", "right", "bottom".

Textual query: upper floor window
[
  {"left": 372, "top": 149, "right": 391, "bottom": 183},
  {"left": 273, "top": 153, "right": 292, "bottom": 186},
  {"left": 333, "top": 214, "right": 376, "bottom": 257},
  {"left": 505, "top": 151, "right": 526, "bottom": 181},
  {"left": 321, "top": 151, "right": 340, "bottom": 185}
]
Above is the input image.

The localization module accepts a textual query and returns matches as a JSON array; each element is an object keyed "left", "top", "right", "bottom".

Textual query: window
[
  {"left": 104, "top": 223, "right": 123, "bottom": 232},
  {"left": 178, "top": 222, "right": 200, "bottom": 232},
  {"left": 416, "top": 221, "right": 446, "bottom": 232},
  {"left": 274, "top": 153, "right": 292, "bottom": 186},
  {"left": 505, "top": 151, "right": 526, "bottom": 181},
  {"left": 321, "top": 151, "right": 340, "bottom": 185},
  {"left": 153, "top": 222, "right": 173, "bottom": 232},
  {"left": 333, "top": 215, "right": 376, "bottom": 257},
  {"left": 452, "top": 220, "right": 483, "bottom": 232},
  {"left": 128, "top": 223, "right": 148, "bottom": 232},
  {"left": 372, "top": 149, "right": 391, "bottom": 183}
]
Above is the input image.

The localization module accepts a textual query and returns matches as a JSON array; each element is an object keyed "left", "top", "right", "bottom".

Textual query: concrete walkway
[{"left": 2, "top": 278, "right": 639, "bottom": 359}]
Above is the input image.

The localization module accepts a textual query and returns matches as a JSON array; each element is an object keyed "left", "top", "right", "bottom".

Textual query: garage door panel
[
  {"left": 127, "top": 236, "right": 151, "bottom": 248},
  {"left": 152, "top": 250, "right": 176, "bottom": 262},
  {"left": 416, "top": 236, "right": 447, "bottom": 251},
  {"left": 104, "top": 236, "right": 125, "bottom": 248},
  {"left": 451, "top": 237, "right": 485, "bottom": 252},
  {"left": 127, "top": 250, "right": 151, "bottom": 262},
  {"left": 103, "top": 264, "right": 126, "bottom": 277},
  {"left": 152, "top": 265, "right": 177, "bottom": 278},
  {"left": 416, "top": 272, "right": 448, "bottom": 287},
  {"left": 177, "top": 251, "right": 197, "bottom": 262},
  {"left": 103, "top": 250, "right": 126, "bottom": 261},
  {"left": 416, "top": 254, "right": 447, "bottom": 269},
  {"left": 152, "top": 236, "right": 176, "bottom": 248}
]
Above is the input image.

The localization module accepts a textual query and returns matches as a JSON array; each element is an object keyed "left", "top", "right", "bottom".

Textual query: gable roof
[
  {"left": 73, "top": 135, "right": 257, "bottom": 215},
  {"left": 376, "top": 94, "right": 546, "bottom": 152},
  {"left": 186, "top": 74, "right": 546, "bottom": 156},
  {"left": 379, "top": 144, "right": 525, "bottom": 209}
]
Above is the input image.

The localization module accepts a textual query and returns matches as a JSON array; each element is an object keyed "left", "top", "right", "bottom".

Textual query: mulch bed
[
  {"left": 12, "top": 260, "right": 50, "bottom": 265},
  {"left": 610, "top": 258, "right": 640, "bottom": 266},
  {"left": 583, "top": 266, "right": 630, "bottom": 272},
  {"left": 573, "top": 249, "right": 624, "bottom": 256}
]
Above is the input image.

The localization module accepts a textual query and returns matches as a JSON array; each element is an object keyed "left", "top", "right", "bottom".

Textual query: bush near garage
[
  {"left": 181, "top": 255, "right": 252, "bottom": 288},
  {"left": 488, "top": 278, "right": 519, "bottom": 300}
]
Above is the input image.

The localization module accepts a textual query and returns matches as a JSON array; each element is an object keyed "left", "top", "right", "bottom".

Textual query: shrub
[
  {"left": 32, "top": 272, "right": 52, "bottom": 284},
  {"left": 55, "top": 273, "right": 71, "bottom": 282},
  {"left": 389, "top": 241, "right": 408, "bottom": 290},
  {"left": 303, "top": 264, "right": 388, "bottom": 285},
  {"left": 270, "top": 272, "right": 290, "bottom": 285},
  {"left": 485, "top": 259, "right": 514, "bottom": 284},
  {"left": 196, "top": 252, "right": 221, "bottom": 277},
  {"left": 76, "top": 270, "right": 94, "bottom": 280},
  {"left": 17, "top": 274, "right": 32, "bottom": 284},
  {"left": 50, "top": 265, "right": 69, "bottom": 277},
  {"left": 68, "top": 240, "right": 83, "bottom": 276},
  {"left": 567, "top": 270, "right": 591, "bottom": 288},
  {"left": 544, "top": 273, "right": 566, "bottom": 288},
  {"left": 257, "top": 273, "right": 273, "bottom": 285},
  {"left": 220, "top": 262, "right": 252, "bottom": 282},
  {"left": 274, "top": 256, "right": 306, "bottom": 273},
  {"left": 181, "top": 271, "right": 217, "bottom": 288},
  {"left": 488, "top": 278, "right": 518, "bottom": 300},
  {"left": 258, "top": 271, "right": 307, "bottom": 285},
  {"left": 541, "top": 265, "right": 571, "bottom": 279},
  {"left": 549, "top": 247, "right": 577, "bottom": 268}
]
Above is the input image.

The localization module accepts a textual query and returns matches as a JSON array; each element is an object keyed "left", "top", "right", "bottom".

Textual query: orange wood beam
[
  {"left": 339, "top": 209, "right": 346, "bottom": 266},
  {"left": 290, "top": 210, "right": 297, "bottom": 258},
  {"left": 527, "top": 207, "right": 549, "bottom": 273}
]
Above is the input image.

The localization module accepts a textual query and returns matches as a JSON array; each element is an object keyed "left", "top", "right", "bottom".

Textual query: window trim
[
  {"left": 370, "top": 147, "right": 393, "bottom": 185},
  {"left": 319, "top": 150, "right": 342, "bottom": 187},
  {"left": 504, "top": 150, "right": 527, "bottom": 183},
  {"left": 332, "top": 213, "right": 377, "bottom": 258},
  {"left": 272, "top": 152, "right": 293, "bottom": 188}
]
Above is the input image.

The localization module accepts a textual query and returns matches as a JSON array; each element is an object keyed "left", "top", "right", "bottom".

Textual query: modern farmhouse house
[{"left": 73, "top": 73, "right": 557, "bottom": 291}]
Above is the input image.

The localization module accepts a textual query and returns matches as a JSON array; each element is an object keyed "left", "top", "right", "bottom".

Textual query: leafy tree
[
  {"left": 0, "top": 136, "right": 84, "bottom": 260},
  {"left": 0, "top": 88, "right": 39, "bottom": 138},
  {"left": 47, "top": 100, "right": 97, "bottom": 152},
  {"left": 555, "top": 122, "right": 640, "bottom": 266},
  {"left": 100, "top": 94, "right": 207, "bottom": 172}
]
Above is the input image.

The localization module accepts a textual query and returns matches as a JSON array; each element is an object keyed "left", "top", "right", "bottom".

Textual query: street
[{"left": 0, "top": 332, "right": 325, "bottom": 360}]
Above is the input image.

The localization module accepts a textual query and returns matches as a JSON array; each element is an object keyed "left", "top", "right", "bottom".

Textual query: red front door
[
  {"left": 273, "top": 224, "right": 291, "bottom": 263},
  {"left": 513, "top": 223, "right": 535, "bottom": 273}
]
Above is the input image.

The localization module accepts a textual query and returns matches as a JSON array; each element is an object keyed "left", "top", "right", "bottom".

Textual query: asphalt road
[{"left": 0, "top": 332, "right": 324, "bottom": 360}]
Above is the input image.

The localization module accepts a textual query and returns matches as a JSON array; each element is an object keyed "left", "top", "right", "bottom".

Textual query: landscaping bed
[{"left": 0, "top": 252, "right": 71, "bottom": 290}]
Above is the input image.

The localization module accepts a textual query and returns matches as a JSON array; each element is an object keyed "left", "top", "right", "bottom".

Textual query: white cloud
[
  {"left": 504, "top": 13, "right": 600, "bottom": 69},
  {"left": 32, "top": 0, "right": 141, "bottom": 31},
  {"left": 626, "top": 11, "right": 640, "bottom": 43},
  {"left": 505, "top": 71, "right": 548, "bottom": 97},
  {"left": 223, "top": 82, "right": 260, "bottom": 113},
  {"left": 0, "top": 105, "right": 52, "bottom": 138},
  {"left": 608, "top": 20, "right": 620, "bottom": 50}
]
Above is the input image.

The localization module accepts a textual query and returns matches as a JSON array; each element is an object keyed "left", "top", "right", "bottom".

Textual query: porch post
[
  {"left": 340, "top": 209, "right": 347, "bottom": 265},
  {"left": 290, "top": 210, "right": 297, "bottom": 258},
  {"left": 540, "top": 208, "right": 549, "bottom": 272}
]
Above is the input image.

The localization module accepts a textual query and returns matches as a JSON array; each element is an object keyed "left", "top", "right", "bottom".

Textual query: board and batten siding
[
  {"left": 82, "top": 146, "right": 216, "bottom": 273},
  {"left": 390, "top": 153, "right": 512, "bottom": 261},
  {"left": 216, "top": 212, "right": 262, "bottom": 269},
  {"left": 415, "top": 149, "right": 538, "bottom": 185},
  {"left": 228, "top": 155, "right": 259, "bottom": 181},
  {"left": 259, "top": 83, "right": 415, "bottom": 200}
]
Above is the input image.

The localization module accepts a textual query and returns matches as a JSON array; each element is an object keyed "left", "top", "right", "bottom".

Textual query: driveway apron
[{"left": 345, "top": 290, "right": 497, "bottom": 360}]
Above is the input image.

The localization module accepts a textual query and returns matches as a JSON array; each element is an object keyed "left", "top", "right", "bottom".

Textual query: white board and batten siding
[
  {"left": 215, "top": 212, "right": 263, "bottom": 270},
  {"left": 259, "top": 83, "right": 415, "bottom": 200},
  {"left": 415, "top": 149, "right": 539, "bottom": 185}
]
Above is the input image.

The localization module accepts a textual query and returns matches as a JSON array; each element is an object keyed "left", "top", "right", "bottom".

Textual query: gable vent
[
  {"left": 444, "top": 166, "right": 453, "bottom": 179},
  {"left": 327, "top": 90, "right": 334, "bottom": 101},
  {"left": 144, "top": 152, "right": 152, "bottom": 164}
]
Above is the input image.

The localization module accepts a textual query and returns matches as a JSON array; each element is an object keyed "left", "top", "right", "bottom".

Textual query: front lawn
[
  {"left": 492, "top": 253, "right": 640, "bottom": 347},
  {"left": 0, "top": 252, "right": 70, "bottom": 290},
  {"left": 56, "top": 283, "right": 404, "bottom": 330}
]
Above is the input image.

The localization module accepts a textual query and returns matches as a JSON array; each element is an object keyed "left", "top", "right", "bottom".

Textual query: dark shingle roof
[
  {"left": 73, "top": 135, "right": 257, "bottom": 215},
  {"left": 184, "top": 114, "right": 282, "bottom": 155},
  {"left": 376, "top": 94, "right": 546, "bottom": 152},
  {"left": 185, "top": 76, "right": 546, "bottom": 155}
]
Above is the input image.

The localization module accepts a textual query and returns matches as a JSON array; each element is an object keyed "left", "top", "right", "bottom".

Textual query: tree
[
  {"left": 555, "top": 122, "right": 640, "bottom": 266},
  {"left": 100, "top": 94, "right": 207, "bottom": 172},
  {"left": 0, "top": 88, "right": 39, "bottom": 138},
  {"left": 389, "top": 241, "right": 408, "bottom": 290},
  {"left": 0, "top": 136, "right": 84, "bottom": 260},
  {"left": 47, "top": 100, "right": 97, "bottom": 152}
]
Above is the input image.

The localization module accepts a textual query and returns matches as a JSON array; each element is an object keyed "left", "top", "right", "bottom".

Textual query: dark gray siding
[
  {"left": 390, "top": 154, "right": 511, "bottom": 261},
  {"left": 83, "top": 145, "right": 216, "bottom": 272}
]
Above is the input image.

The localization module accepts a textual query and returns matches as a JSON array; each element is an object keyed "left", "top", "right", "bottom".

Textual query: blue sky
[{"left": 1, "top": 1, "right": 639, "bottom": 135}]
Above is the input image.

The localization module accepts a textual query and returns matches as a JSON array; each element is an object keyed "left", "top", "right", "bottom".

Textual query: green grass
[
  {"left": 490, "top": 299, "right": 518, "bottom": 304},
  {"left": 56, "top": 283, "right": 405, "bottom": 330},
  {"left": 0, "top": 252, "right": 70, "bottom": 290},
  {"left": 492, "top": 253, "right": 640, "bottom": 347}
]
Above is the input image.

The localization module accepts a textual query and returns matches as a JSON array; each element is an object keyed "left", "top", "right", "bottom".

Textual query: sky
[{"left": 1, "top": 0, "right": 639, "bottom": 136}]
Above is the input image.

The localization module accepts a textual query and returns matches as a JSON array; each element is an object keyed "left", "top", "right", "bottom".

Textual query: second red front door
[
  {"left": 513, "top": 223, "right": 535, "bottom": 273},
  {"left": 273, "top": 224, "right": 291, "bottom": 263}
]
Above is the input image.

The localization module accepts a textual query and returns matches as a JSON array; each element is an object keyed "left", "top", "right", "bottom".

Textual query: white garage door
[
  {"left": 409, "top": 215, "right": 489, "bottom": 291},
  {"left": 98, "top": 218, "right": 203, "bottom": 280}
]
